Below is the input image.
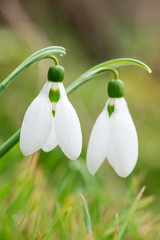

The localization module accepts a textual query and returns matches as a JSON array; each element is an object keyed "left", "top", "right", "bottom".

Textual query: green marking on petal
[
  {"left": 52, "top": 110, "right": 55, "bottom": 117},
  {"left": 49, "top": 88, "right": 60, "bottom": 102},
  {"left": 107, "top": 104, "right": 115, "bottom": 117}
]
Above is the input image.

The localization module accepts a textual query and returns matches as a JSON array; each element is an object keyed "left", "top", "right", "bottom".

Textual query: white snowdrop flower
[
  {"left": 20, "top": 65, "right": 82, "bottom": 160},
  {"left": 87, "top": 79, "right": 138, "bottom": 178}
]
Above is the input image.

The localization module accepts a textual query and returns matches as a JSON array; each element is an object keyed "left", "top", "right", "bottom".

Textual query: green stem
[
  {"left": 107, "top": 68, "right": 119, "bottom": 80},
  {"left": 45, "top": 55, "right": 59, "bottom": 65},
  {"left": 0, "top": 46, "right": 66, "bottom": 95},
  {"left": 0, "top": 57, "right": 151, "bottom": 158},
  {"left": 0, "top": 130, "right": 21, "bottom": 157},
  {"left": 66, "top": 58, "right": 151, "bottom": 95}
]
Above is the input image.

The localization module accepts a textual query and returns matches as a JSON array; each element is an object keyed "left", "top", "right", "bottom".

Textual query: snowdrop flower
[
  {"left": 87, "top": 79, "right": 138, "bottom": 178},
  {"left": 20, "top": 65, "right": 82, "bottom": 160}
]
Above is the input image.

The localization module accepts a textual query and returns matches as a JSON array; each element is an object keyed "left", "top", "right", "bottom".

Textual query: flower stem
[
  {"left": 0, "top": 57, "right": 151, "bottom": 158},
  {"left": 45, "top": 55, "right": 59, "bottom": 65},
  {"left": 0, "top": 46, "right": 66, "bottom": 95},
  {"left": 0, "top": 130, "right": 21, "bottom": 157},
  {"left": 66, "top": 58, "right": 151, "bottom": 95}
]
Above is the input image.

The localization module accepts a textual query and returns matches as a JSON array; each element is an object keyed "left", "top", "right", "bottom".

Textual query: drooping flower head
[
  {"left": 20, "top": 65, "right": 82, "bottom": 160},
  {"left": 87, "top": 78, "right": 138, "bottom": 178}
]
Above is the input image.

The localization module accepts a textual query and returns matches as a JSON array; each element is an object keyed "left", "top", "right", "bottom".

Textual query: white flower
[
  {"left": 20, "top": 81, "right": 82, "bottom": 160},
  {"left": 87, "top": 97, "right": 138, "bottom": 178}
]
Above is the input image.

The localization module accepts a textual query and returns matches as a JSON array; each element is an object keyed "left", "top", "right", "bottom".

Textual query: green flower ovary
[
  {"left": 108, "top": 79, "right": 124, "bottom": 98},
  {"left": 49, "top": 88, "right": 60, "bottom": 102},
  {"left": 48, "top": 65, "right": 64, "bottom": 82}
]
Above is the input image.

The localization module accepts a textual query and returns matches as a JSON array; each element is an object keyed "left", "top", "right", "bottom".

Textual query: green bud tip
[
  {"left": 48, "top": 65, "right": 64, "bottom": 82},
  {"left": 108, "top": 79, "right": 124, "bottom": 98}
]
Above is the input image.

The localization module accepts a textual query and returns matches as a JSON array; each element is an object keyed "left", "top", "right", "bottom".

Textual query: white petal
[
  {"left": 54, "top": 83, "right": 82, "bottom": 160},
  {"left": 87, "top": 108, "right": 109, "bottom": 175},
  {"left": 51, "top": 82, "right": 59, "bottom": 90},
  {"left": 107, "top": 98, "right": 138, "bottom": 178},
  {"left": 20, "top": 81, "right": 52, "bottom": 156},
  {"left": 42, "top": 118, "right": 58, "bottom": 152}
]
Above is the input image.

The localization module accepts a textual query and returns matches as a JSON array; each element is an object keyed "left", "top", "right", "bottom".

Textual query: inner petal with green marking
[
  {"left": 49, "top": 88, "right": 60, "bottom": 103},
  {"left": 107, "top": 104, "right": 115, "bottom": 117},
  {"left": 52, "top": 109, "right": 55, "bottom": 117}
]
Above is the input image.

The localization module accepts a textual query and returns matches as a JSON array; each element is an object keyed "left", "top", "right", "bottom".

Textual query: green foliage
[
  {"left": 0, "top": 122, "right": 159, "bottom": 237},
  {"left": 0, "top": 149, "right": 159, "bottom": 239},
  {"left": 0, "top": 26, "right": 159, "bottom": 240}
]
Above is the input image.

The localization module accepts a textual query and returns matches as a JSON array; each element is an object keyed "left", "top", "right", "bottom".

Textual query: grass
[
  {"left": 1, "top": 27, "right": 160, "bottom": 240},
  {"left": 0, "top": 145, "right": 159, "bottom": 239}
]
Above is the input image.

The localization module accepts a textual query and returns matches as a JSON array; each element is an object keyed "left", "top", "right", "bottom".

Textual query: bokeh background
[{"left": 0, "top": 0, "right": 160, "bottom": 239}]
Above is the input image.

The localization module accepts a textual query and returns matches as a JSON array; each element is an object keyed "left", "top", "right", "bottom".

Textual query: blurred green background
[{"left": 0, "top": 0, "right": 160, "bottom": 239}]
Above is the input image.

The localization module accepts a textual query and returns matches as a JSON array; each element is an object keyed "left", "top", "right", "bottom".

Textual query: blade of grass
[
  {"left": 80, "top": 193, "right": 94, "bottom": 240},
  {"left": 117, "top": 186, "right": 146, "bottom": 239}
]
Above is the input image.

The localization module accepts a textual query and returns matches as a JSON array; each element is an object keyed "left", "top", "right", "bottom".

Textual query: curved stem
[
  {"left": 106, "top": 68, "right": 119, "bottom": 80},
  {"left": 0, "top": 58, "right": 151, "bottom": 158},
  {"left": 0, "top": 46, "right": 66, "bottom": 95},
  {"left": 45, "top": 55, "right": 59, "bottom": 65},
  {"left": 66, "top": 67, "right": 119, "bottom": 96},
  {"left": 66, "top": 58, "right": 151, "bottom": 96}
]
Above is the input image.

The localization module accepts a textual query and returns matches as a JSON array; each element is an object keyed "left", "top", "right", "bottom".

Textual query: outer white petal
[
  {"left": 87, "top": 108, "right": 109, "bottom": 175},
  {"left": 42, "top": 118, "right": 58, "bottom": 152},
  {"left": 107, "top": 98, "right": 138, "bottom": 178},
  {"left": 20, "top": 81, "right": 52, "bottom": 156},
  {"left": 54, "top": 83, "right": 82, "bottom": 160}
]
